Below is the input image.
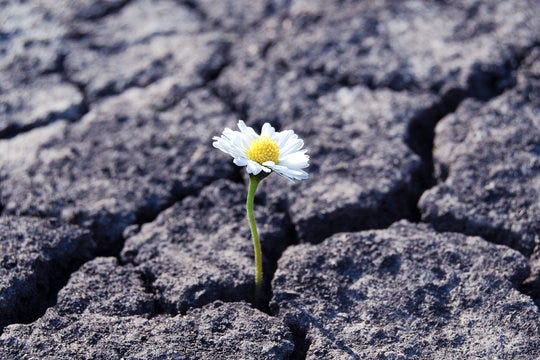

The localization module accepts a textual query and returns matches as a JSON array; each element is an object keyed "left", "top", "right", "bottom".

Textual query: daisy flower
[
  {"left": 212, "top": 120, "right": 309, "bottom": 182},
  {"left": 212, "top": 120, "right": 309, "bottom": 303}
]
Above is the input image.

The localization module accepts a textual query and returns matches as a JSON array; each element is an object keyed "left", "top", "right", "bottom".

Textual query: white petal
[
  {"left": 265, "top": 162, "right": 309, "bottom": 182},
  {"left": 238, "top": 120, "right": 258, "bottom": 141},
  {"left": 212, "top": 138, "right": 232, "bottom": 154},
  {"left": 213, "top": 136, "right": 245, "bottom": 159},
  {"left": 275, "top": 130, "right": 295, "bottom": 148},
  {"left": 278, "top": 150, "right": 309, "bottom": 169},
  {"left": 246, "top": 160, "right": 263, "bottom": 175},
  {"left": 279, "top": 137, "right": 304, "bottom": 157},
  {"left": 233, "top": 157, "right": 248, "bottom": 166},
  {"left": 213, "top": 124, "right": 254, "bottom": 159},
  {"left": 261, "top": 123, "right": 276, "bottom": 137}
]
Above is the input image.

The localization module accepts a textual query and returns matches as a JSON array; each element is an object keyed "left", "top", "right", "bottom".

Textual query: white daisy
[{"left": 213, "top": 120, "right": 309, "bottom": 181}]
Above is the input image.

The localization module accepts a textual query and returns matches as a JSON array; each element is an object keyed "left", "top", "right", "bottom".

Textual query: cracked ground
[{"left": 0, "top": 0, "right": 539, "bottom": 359}]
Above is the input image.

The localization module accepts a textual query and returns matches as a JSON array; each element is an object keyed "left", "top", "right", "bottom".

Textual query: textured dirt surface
[
  {"left": 272, "top": 221, "right": 539, "bottom": 359},
  {"left": 259, "top": 86, "right": 439, "bottom": 244},
  {"left": 1, "top": 0, "right": 539, "bottom": 358},
  {"left": 420, "top": 48, "right": 540, "bottom": 306},
  {"left": 1, "top": 82, "right": 238, "bottom": 253},
  {"left": 0, "top": 216, "right": 93, "bottom": 329}
]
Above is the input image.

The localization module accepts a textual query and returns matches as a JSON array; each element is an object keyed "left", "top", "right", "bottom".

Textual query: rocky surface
[
  {"left": 0, "top": 1, "right": 81, "bottom": 138},
  {"left": 0, "top": 302, "right": 294, "bottom": 359},
  {"left": 214, "top": 0, "right": 539, "bottom": 245},
  {"left": 0, "top": 80, "right": 237, "bottom": 253},
  {"left": 0, "top": 1, "right": 66, "bottom": 81},
  {"left": 121, "top": 179, "right": 291, "bottom": 312},
  {"left": 1, "top": 0, "right": 539, "bottom": 357},
  {"left": 272, "top": 221, "right": 540, "bottom": 359},
  {"left": 62, "top": 0, "right": 230, "bottom": 101},
  {"left": 419, "top": 48, "right": 540, "bottom": 303},
  {"left": 182, "top": 0, "right": 289, "bottom": 31},
  {"left": 216, "top": 0, "right": 539, "bottom": 124},
  {"left": 0, "top": 216, "right": 93, "bottom": 329},
  {"left": 0, "top": 75, "right": 84, "bottom": 138},
  {"left": 0, "top": 258, "right": 294, "bottom": 359},
  {"left": 256, "top": 86, "right": 440, "bottom": 244},
  {"left": 1, "top": 303, "right": 293, "bottom": 359}
]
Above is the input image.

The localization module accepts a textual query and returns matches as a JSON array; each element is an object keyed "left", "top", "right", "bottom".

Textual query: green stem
[{"left": 246, "top": 174, "right": 263, "bottom": 301}]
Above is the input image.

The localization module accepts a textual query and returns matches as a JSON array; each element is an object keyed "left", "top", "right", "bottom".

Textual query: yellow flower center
[{"left": 246, "top": 136, "right": 279, "bottom": 164}]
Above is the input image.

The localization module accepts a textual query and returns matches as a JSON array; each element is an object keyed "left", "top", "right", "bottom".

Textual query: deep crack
[
  {"left": 405, "top": 88, "right": 465, "bottom": 189},
  {"left": 5, "top": 173, "right": 241, "bottom": 330},
  {"left": 0, "top": 226, "right": 97, "bottom": 333},
  {"left": 406, "top": 44, "right": 540, "bottom": 308},
  {"left": 257, "top": 198, "right": 300, "bottom": 314},
  {"left": 406, "top": 44, "right": 537, "bottom": 218},
  {"left": 0, "top": 49, "right": 246, "bottom": 326},
  {"left": 287, "top": 323, "right": 311, "bottom": 360},
  {"left": 138, "top": 267, "right": 173, "bottom": 316}
]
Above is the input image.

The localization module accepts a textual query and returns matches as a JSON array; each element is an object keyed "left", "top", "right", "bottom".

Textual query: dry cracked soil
[{"left": 0, "top": 0, "right": 539, "bottom": 359}]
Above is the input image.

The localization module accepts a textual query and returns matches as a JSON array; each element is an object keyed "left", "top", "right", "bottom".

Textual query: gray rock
[
  {"left": 1, "top": 301, "right": 293, "bottom": 359},
  {"left": 65, "top": 32, "right": 229, "bottom": 101},
  {"left": 419, "top": 86, "right": 539, "bottom": 254},
  {"left": 420, "top": 91, "right": 540, "bottom": 254},
  {"left": 0, "top": 216, "right": 93, "bottom": 329},
  {"left": 0, "top": 2, "right": 85, "bottom": 138},
  {"left": 0, "top": 75, "right": 84, "bottom": 138},
  {"left": 62, "top": 0, "right": 228, "bottom": 100},
  {"left": 0, "top": 121, "right": 69, "bottom": 175},
  {"left": 0, "top": 79, "right": 236, "bottom": 252},
  {"left": 121, "top": 179, "right": 292, "bottom": 312},
  {"left": 0, "top": 256, "right": 294, "bottom": 359},
  {"left": 271, "top": 221, "right": 540, "bottom": 359},
  {"left": 0, "top": 1, "right": 66, "bottom": 82},
  {"left": 270, "top": 0, "right": 537, "bottom": 95},
  {"left": 218, "top": 58, "right": 337, "bottom": 126},
  {"left": 251, "top": 85, "right": 440, "bottom": 243},
  {"left": 183, "top": 0, "right": 289, "bottom": 31},
  {"left": 217, "top": 0, "right": 538, "bottom": 124},
  {"left": 40, "top": 0, "right": 131, "bottom": 21},
  {"left": 419, "top": 48, "right": 540, "bottom": 304},
  {"left": 53, "top": 257, "right": 156, "bottom": 318},
  {"left": 70, "top": 0, "right": 201, "bottom": 49}
]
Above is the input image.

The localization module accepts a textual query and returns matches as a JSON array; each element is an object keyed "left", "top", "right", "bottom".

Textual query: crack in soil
[
  {"left": 0, "top": 53, "right": 89, "bottom": 140},
  {"left": 0, "top": 172, "right": 242, "bottom": 330},
  {"left": 406, "top": 44, "right": 540, "bottom": 308},
  {"left": 0, "top": 45, "right": 244, "bottom": 326},
  {"left": 178, "top": 0, "right": 209, "bottom": 23},
  {"left": 406, "top": 44, "right": 537, "bottom": 223},
  {"left": 287, "top": 323, "right": 311, "bottom": 360},
  {"left": 0, "top": 5, "right": 233, "bottom": 140},
  {"left": 76, "top": 0, "right": 134, "bottom": 21},
  {"left": 0, "top": 228, "right": 98, "bottom": 334},
  {"left": 253, "top": 46, "right": 540, "bottom": 352},
  {"left": 2, "top": 7, "right": 538, "bottom": 348}
]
